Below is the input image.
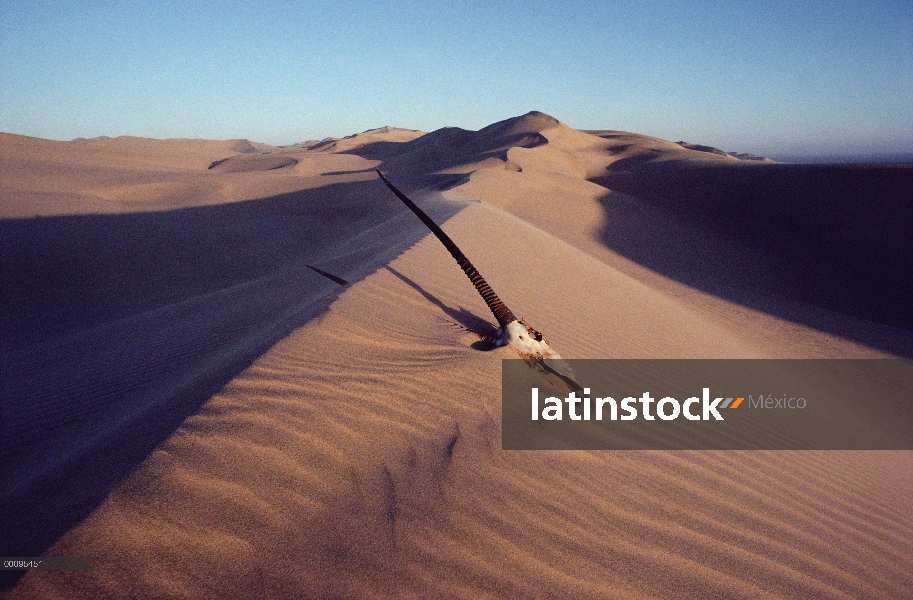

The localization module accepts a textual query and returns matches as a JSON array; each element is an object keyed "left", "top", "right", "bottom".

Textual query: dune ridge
[{"left": 2, "top": 112, "right": 912, "bottom": 598}]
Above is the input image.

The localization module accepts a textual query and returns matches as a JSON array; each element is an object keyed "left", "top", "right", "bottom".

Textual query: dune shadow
[
  {"left": 0, "top": 179, "right": 466, "bottom": 587},
  {"left": 592, "top": 162, "right": 913, "bottom": 356},
  {"left": 339, "top": 140, "right": 408, "bottom": 158},
  {"left": 384, "top": 266, "right": 499, "bottom": 348},
  {"left": 321, "top": 168, "right": 378, "bottom": 176}
]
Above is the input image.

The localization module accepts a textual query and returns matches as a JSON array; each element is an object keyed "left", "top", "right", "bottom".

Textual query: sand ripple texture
[
  {"left": 7, "top": 205, "right": 910, "bottom": 599},
  {"left": 3, "top": 116, "right": 912, "bottom": 599}
]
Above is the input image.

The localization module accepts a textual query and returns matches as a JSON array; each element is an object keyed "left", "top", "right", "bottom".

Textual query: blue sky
[{"left": 1, "top": 1, "right": 911, "bottom": 157}]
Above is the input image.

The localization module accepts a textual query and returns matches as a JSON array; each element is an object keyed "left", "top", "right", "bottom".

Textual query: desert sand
[{"left": 2, "top": 112, "right": 912, "bottom": 598}]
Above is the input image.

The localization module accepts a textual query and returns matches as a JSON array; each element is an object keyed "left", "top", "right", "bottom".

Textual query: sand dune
[
  {"left": 2, "top": 113, "right": 912, "bottom": 598},
  {"left": 207, "top": 155, "right": 299, "bottom": 172}
]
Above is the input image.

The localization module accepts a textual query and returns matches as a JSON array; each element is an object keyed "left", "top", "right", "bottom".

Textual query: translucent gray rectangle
[{"left": 502, "top": 359, "right": 913, "bottom": 450}]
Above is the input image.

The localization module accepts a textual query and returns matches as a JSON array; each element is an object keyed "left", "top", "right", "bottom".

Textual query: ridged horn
[{"left": 376, "top": 169, "right": 518, "bottom": 329}]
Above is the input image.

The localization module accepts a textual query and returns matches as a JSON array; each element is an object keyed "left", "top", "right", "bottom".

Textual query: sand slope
[{"left": 3, "top": 114, "right": 912, "bottom": 598}]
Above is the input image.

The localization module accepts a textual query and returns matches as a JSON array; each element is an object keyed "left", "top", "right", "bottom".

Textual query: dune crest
[
  {"left": 227, "top": 138, "right": 257, "bottom": 153},
  {"left": 207, "top": 155, "right": 299, "bottom": 172}
]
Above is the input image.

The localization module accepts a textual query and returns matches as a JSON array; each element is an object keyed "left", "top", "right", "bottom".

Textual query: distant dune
[
  {"left": 207, "top": 155, "right": 299, "bottom": 172},
  {"left": 2, "top": 113, "right": 912, "bottom": 599},
  {"left": 672, "top": 140, "right": 773, "bottom": 162},
  {"left": 226, "top": 139, "right": 258, "bottom": 154}
]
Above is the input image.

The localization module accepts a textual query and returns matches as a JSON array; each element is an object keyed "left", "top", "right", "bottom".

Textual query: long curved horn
[{"left": 376, "top": 169, "right": 517, "bottom": 328}]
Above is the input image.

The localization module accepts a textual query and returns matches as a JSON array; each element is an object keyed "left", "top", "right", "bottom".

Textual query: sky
[{"left": 1, "top": 1, "right": 911, "bottom": 157}]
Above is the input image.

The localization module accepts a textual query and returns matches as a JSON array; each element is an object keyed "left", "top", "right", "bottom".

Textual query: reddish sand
[{"left": 2, "top": 114, "right": 911, "bottom": 599}]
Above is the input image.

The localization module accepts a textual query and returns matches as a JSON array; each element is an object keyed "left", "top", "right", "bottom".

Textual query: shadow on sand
[
  {"left": 384, "top": 266, "right": 499, "bottom": 348},
  {"left": 0, "top": 179, "right": 466, "bottom": 588},
  {"left": 593, "top": 162, "right": 913, "bottom": 356}
]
